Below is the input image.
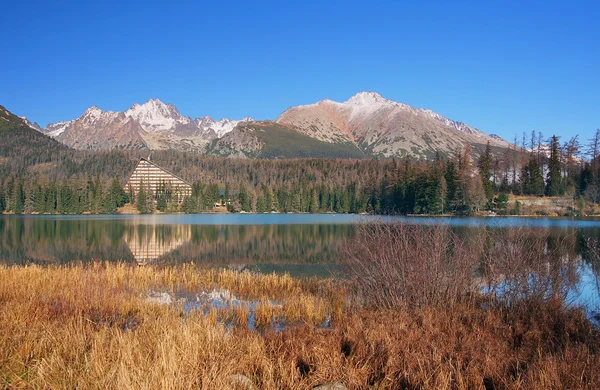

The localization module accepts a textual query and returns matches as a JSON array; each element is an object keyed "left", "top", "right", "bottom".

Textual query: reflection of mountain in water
[{"left": 124, "top": 224, "right": 191, "bottom": 265}]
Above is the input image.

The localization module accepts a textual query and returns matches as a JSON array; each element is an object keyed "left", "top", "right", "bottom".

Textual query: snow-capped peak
[
  {"left": 125, "top": 98, "right": 190, "bottom": 132},
  {"left": 346, "top": 91, "right": 389, "bottom": 105},
  {"left": 83, "top": 106, "right": 102, "bottom": 115},
  {"left": 343, "top": 91, "right": 401, "bottom": 119},
  {"left": 19, "top": 116, "right": 42, "bottom": 131},
  {"left": 45, "top": 120, "right": 74, "bottom": 137},
  {"left": 80, "top": 106, "right": 103, "bottom": 124},
  {"left": 197, "top": 116, "right": 253, "bottom": 138},
  {"left": 416, "top": 108, "right": 480, "bottom": 135}
]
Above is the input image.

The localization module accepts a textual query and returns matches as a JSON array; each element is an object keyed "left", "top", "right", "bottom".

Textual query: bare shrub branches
[
  {"left": 481, "top": 227, "right": 579, "bottom": 306},
  {"left": 342, "top": 222, "right": 477, "bottom": 309},
  {"left": 343, "top": 223, "right": 583, "bottom": 312}
]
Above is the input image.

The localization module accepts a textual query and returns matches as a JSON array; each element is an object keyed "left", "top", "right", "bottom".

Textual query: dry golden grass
[{"left": 0, "top": 263, "right": 599, "bottom": 389}]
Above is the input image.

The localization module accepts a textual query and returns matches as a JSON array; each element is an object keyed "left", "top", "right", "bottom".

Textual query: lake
[{"left": 1, "top": 214, "right": 599, "bottom": 322}]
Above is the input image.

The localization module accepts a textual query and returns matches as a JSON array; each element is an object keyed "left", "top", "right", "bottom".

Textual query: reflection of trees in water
[
  {"left": 0, "top": 217, "right": 131, "bottom": 265},
  {"left": 121, "top": 224, "right": 353, "bottom": 265},
  {"left": 2, "top": 214, "right": 600, "bottom": 301},
  {"left": 0, "top": 218, "right": 354, "bottom": 266},
  {"left": 158, "top": 224, "right": 353, "bottom": 265},
  {"left": 582, "top": 232, "right": 600, "bottom": 305},
  {"left": 478, "top": 227, "right": 591, "bottom": 307}
]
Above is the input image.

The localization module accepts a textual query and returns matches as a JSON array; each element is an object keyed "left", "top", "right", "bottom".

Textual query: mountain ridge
[
  {"left": 274, "top": 91, "right": 508, "bottom": 159},
  {"left": 22, "top": 92, "right": 509, "bottom": 159}
]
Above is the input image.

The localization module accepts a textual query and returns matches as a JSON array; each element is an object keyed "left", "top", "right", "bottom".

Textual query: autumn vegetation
[
  {"left": 1, "top": 224, "right": 599, "bottom": 389},
  {"left": 2, "top": 103, "right": 600, "bottom": 216}
]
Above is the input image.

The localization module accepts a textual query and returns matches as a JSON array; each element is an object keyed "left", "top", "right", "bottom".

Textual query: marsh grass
[{"left": 1, "top": 255, "right": 599, "bottom": 388}]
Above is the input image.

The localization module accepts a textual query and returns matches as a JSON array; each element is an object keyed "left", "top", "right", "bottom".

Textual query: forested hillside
[
  {"left": 1, "top": 106, "right": 598, "bottom": 216},
  {"left": 0, "top": 105, "right": 68, "bottom": 177}
]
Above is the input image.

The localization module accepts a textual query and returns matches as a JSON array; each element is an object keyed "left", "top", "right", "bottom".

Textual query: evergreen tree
[
  {"left": 57, "top": 183, "right": 74, "bottom": 214},
  {"left": 156, "top": 193, "right": 167, "bottom": 212},
  {"left": 308, "top": 188, "right": 319, "bottom": 213},
  {"left": 444, "top": 160, "right": 458, "bottom": 210},
  {"left": 110, "top": 178, "right": 128, "bottom": 208},
  {"left": 155, "top": 181, "right": 167, "bottom": 212},
  {"left": 238, "top": 186, "right": 251, "bottom": 212},
  {"left": 256, "top": 196, "right": 266, "bottom": 213},
  {"left": 429, "top": 158, "right": 447, "bottom": 214},
  {"left": 545, "top": 135, "right": 563, "bottom": 196},
  {"left": 24, "top": 185, "right": 35, "bottom": 214},
  {"left": 34, "top": 186, "right": 44, "bottom": 213},
  {"left": 128, "top": 183, "right": 135, "bottom": 205},
  {"left": 44, "top": 184, "right": 57, "bottom": 213},
  {"left": 146, "top": 187, "right": 155, "bottom": 214},
  {"left": 0, "top": 186, "right": 5, "bottom": 213},
  {"left": 89, "top": 177, "right": 104, "bottom": 214},
  {"left": 13, "top": 181, "right": 24, "bottom": 215},
  {"left": 137, "top": 180, "right": 151, "bottom": 214},
  {"left": 477, "top": 141, "right": 494, "bottom": 200},
  {"left": 523, "top": 158, "right": 545, "bottom": 195}
]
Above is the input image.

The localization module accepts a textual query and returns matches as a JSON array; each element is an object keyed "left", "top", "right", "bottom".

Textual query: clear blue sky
[{"left": 1, "top": 0, "right": 598, "bottom": 144}]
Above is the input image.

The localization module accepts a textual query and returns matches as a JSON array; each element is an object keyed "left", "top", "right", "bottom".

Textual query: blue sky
[{"left": 1, "top": 0, "right": 598, "bottom": 144}]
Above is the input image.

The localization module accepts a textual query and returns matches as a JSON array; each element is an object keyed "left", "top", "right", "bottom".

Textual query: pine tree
[
  {"left": 238, "top": 186, "right": 251, "bottom": 212},
  {"left": 128, "top": 183, "right": 135, "bottom": 205},
  {"left": 308, "top": 188, "right": 319, "bottom": 213},
  {"left": 155, "top": 180, "right": 167, "bottom": 212},
  {"left": 13, "top": 181, "right": 24, "bottom": 215},
  {"left": 0, "top": 186, "right": 5, "bottom": 213},
  {"left": 545, "top": 135, "right": 563, "bottom": 196},
  {"left": 137, "top": 180, "right": 150, "bottom": 214},
  {"left": 146, "top": 187, "right": 155, "bottom": 214},
  {"left": 444, "top": 160, "right": 458, "bottom": 211},
  {"left": 477, "top": 141, "right": 494, "bottom": 200},
  {"left": 526, "top": 158, "right": 545, "bottom": 195},
  {"left": 429, "top": 158, "right": 447, "bottom": 214}
]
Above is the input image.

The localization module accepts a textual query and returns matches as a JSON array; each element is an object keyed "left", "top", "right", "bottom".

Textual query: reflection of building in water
[
  {"left": 125, "top": 158, "right": 192, "bottom": 203},
  {"left": 124, "top": 225, "right": 191, "bottom": 265}
]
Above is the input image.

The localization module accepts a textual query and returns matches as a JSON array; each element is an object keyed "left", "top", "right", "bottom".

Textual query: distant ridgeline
[{"left": 0, "top": 104, "right": 598, "bottom": 216}]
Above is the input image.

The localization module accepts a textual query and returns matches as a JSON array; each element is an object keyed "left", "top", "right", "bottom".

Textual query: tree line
[{"left": 1, "top": 126, "right": 600, "bottom": 215}]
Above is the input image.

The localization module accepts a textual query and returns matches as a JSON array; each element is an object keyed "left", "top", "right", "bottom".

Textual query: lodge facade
[{"left": 125, "top": 158, "right": 192, "bottom": 203}]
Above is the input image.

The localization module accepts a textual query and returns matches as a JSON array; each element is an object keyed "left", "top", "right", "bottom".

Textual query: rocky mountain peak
[
  {"left": 80, "top": 106, "right": 104, "bottom": 124},
  {"left": 346, "top": 91, "right": 390, "bottom": 106},
  {"left": 83, "top": 105, "right": 102, "bottom": 116},
  {"left": 125, "top": 99, "right": 189, "bottom": 132},
  {"left": 29, "top": 92, "right": 510, "bottom": 159},
  {"left": 19, "top": 116, "right": 43, "bottom": 132}
]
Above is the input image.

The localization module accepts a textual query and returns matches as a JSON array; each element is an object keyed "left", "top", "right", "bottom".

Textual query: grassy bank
[{"left": 1, "top": 261, "right": 599, "bottom": 389}]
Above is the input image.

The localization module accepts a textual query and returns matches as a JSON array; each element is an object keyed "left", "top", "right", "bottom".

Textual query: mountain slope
[
  {"left": 30, "top": 92, "right": 511, "bottom": 159},
  {"left": 276, "top": 92, "right": 509, "bottom": 159},
  {"left": 208, "top": 122, "right": 366, "bottom": 159},
  {"left": 55, "top": 106, "right": 149, "bottom": 150},
  {"left": 0, "top": 105, "right": 68, "bottom": 175},
  {"left": 41, "top": 99, "right": 252, "bottom": 151}
]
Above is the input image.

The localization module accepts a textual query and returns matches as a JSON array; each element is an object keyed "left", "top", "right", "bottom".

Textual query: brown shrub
[
  {"left": 342, "top": 222, "right": 478, "bottom": 309},
  {"left": 481, "top": 227, "right": 579, "bottom": 306}
]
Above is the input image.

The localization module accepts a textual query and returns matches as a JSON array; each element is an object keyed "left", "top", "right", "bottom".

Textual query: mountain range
[{"left": 19, "top": 92, "right": 509, "bottom": 159}]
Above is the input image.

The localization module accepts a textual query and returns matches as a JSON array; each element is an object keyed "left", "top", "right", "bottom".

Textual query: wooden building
[{"left": 125, "top": 158, "right": 192, "bottom": 203}]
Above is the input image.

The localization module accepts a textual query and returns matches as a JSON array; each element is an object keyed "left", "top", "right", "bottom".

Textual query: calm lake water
[{"left": 1, "top": 214, "right": 599, "bottom": 321}]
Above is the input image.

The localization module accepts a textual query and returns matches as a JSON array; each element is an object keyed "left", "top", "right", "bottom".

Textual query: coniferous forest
[{"left": 1, "top": 106, "right": 599, "bottom": 215}]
